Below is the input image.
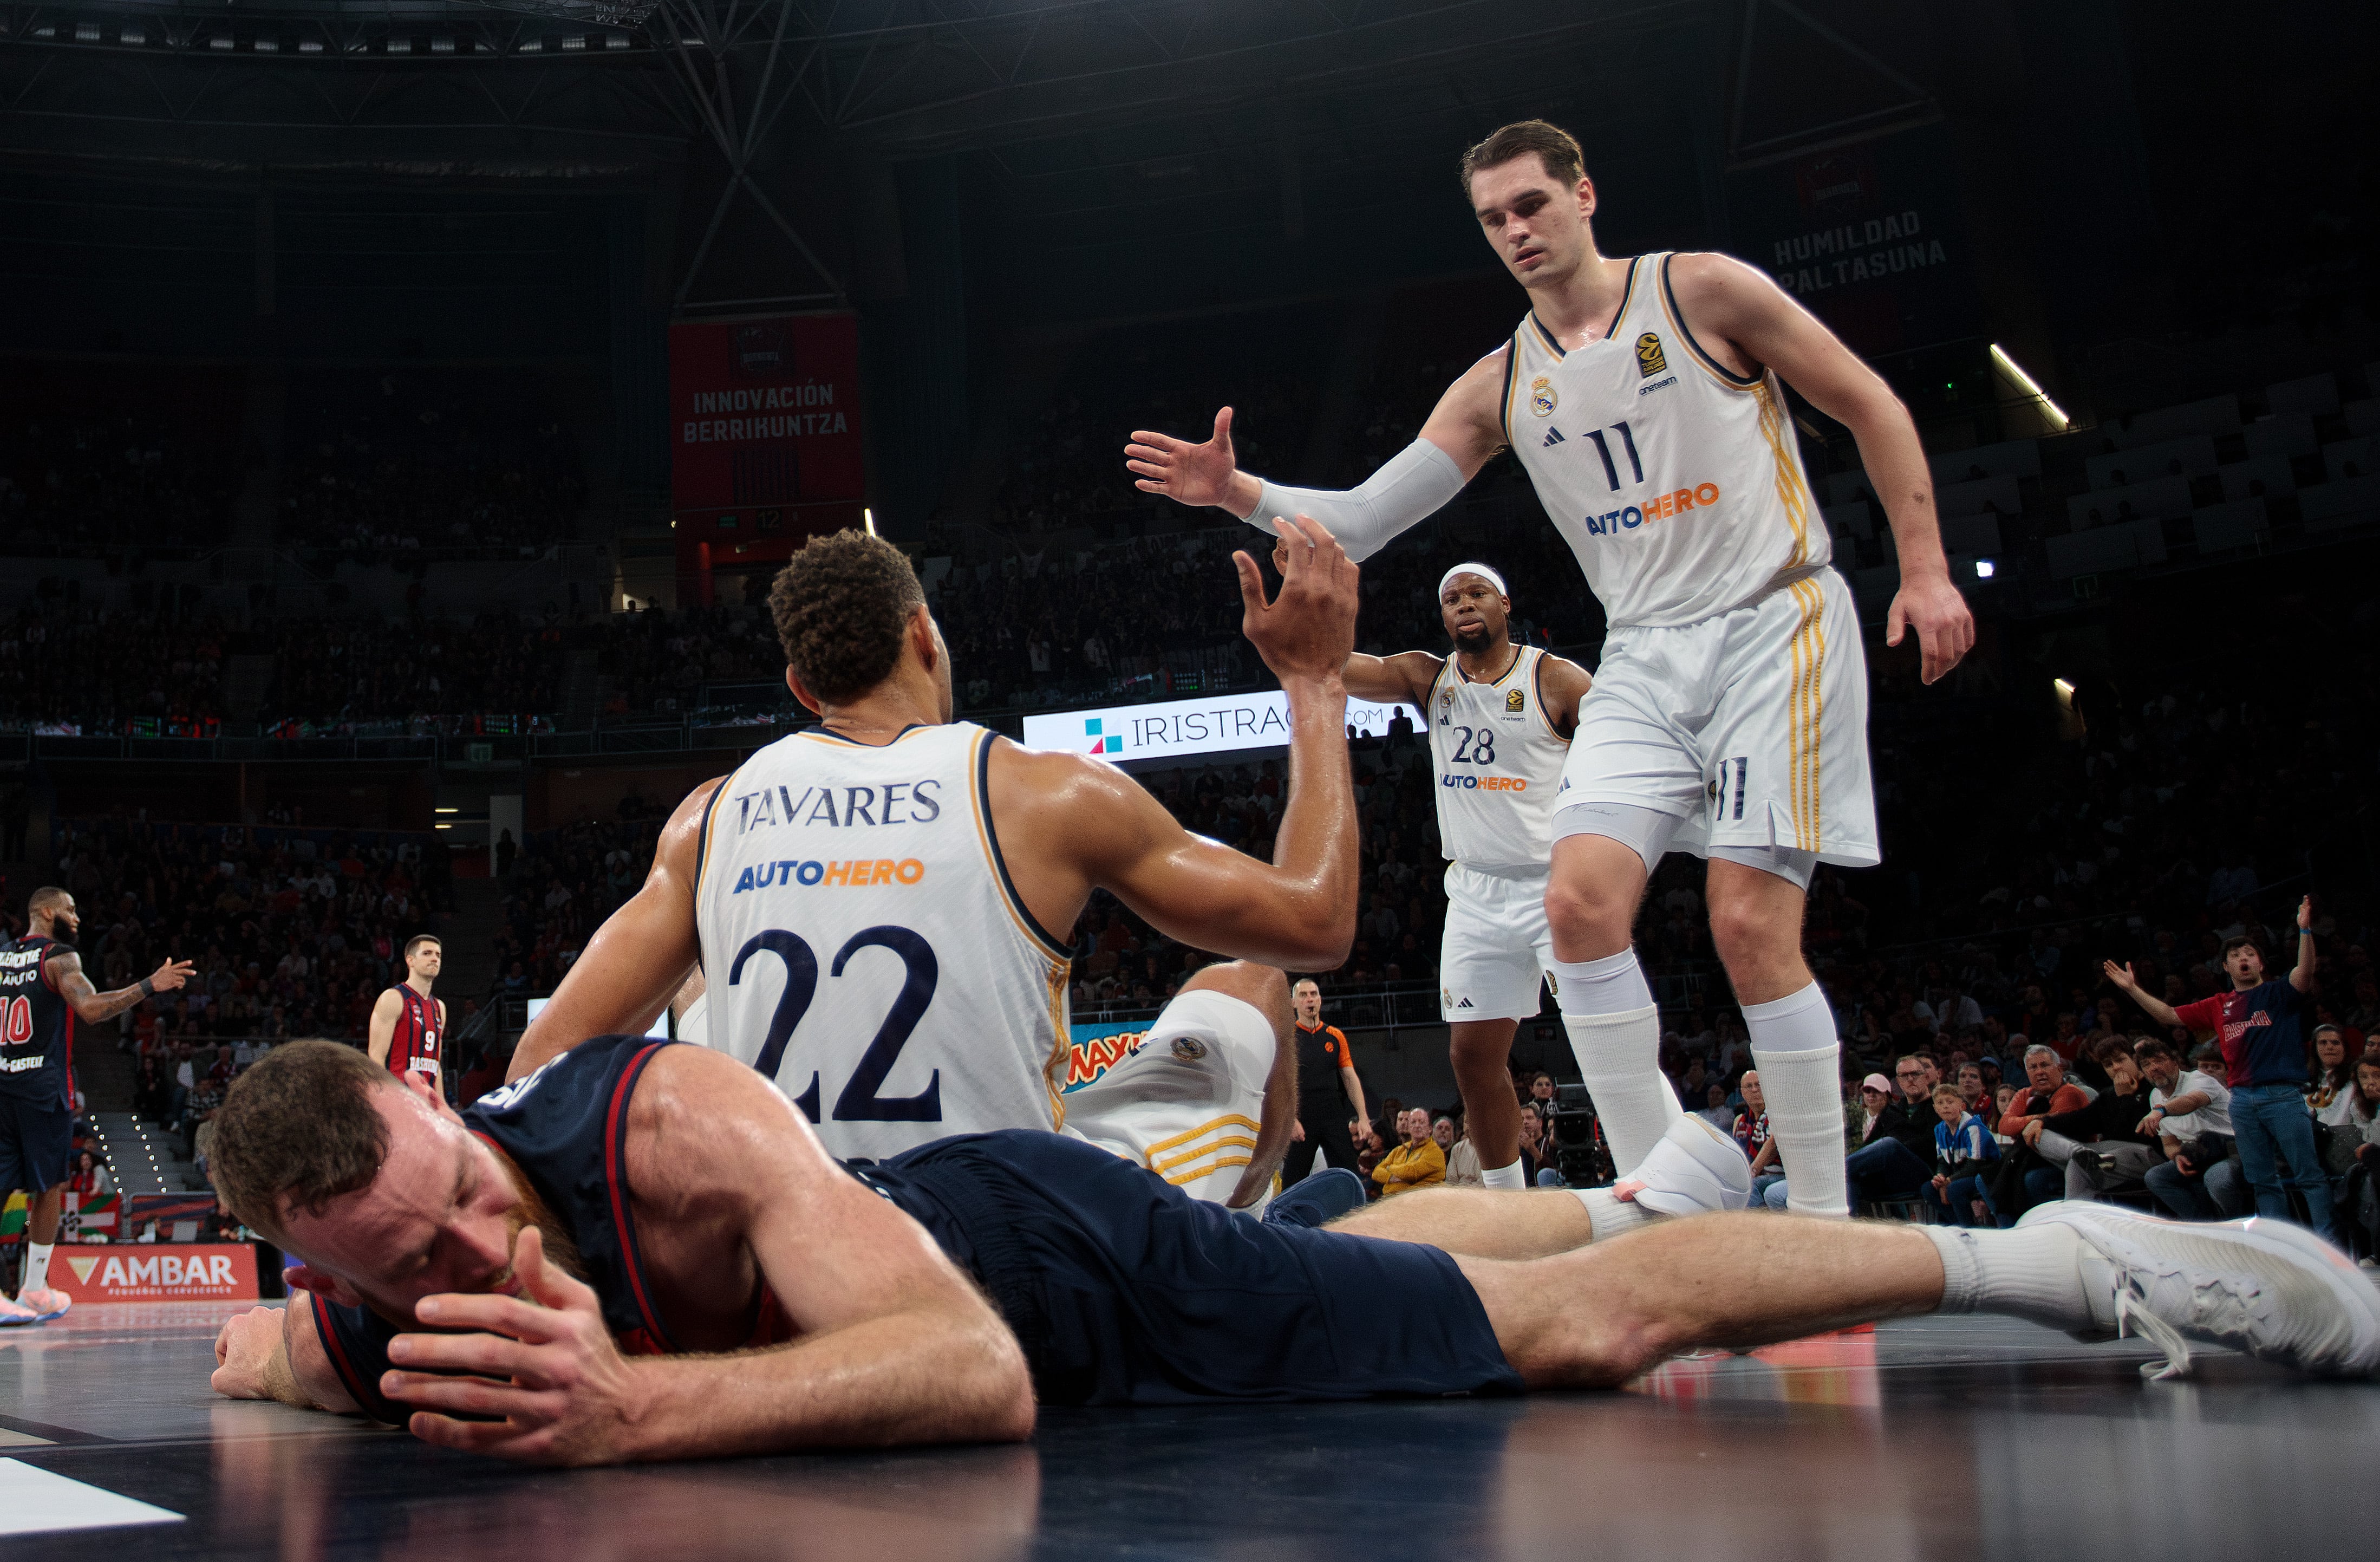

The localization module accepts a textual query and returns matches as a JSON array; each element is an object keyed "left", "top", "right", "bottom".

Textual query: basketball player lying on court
[
  {"left": 500, "top": 518, "right": 1378, "bottom": 1211},
  {"left": 207, "top": 1031, "right": 2380, "bottom": 1466}
]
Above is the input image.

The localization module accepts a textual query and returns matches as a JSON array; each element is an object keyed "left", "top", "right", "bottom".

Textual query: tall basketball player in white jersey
[
  {"left": 1126, "top": 119, "right": 1974, "bottom": 1218},
  {"left": 512, "top": 520, "right": 1364, "bottom": 1209},
  {"left": 1328, "top": 555, "right": 1588, "bottom": 1190}
]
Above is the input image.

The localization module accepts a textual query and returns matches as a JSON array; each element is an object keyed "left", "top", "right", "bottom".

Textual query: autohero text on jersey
[
  {"left": 733, "top": 779, "right": 944, "bottom": 834},
  {"left": 1582, "top": 481, "right": 1722, "bottom": 537},
  {"left": 732, "top": 858, "right": 927, "bottom": 893}
]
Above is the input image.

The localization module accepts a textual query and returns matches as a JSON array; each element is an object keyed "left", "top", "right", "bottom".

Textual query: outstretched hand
[
  {"left": 2101, "top": 959, "right": 2138, "bottom": 993},
  {"left": 380, "top": 1225, "right": 644, "bottom": 1466},
  {"left": 1235, "top": 515, "right": 1357, "bottom": 686},
  {"left": 1126, "top": 407, "right": 1241, "bottom": 510},
  {"left": 149, "top": 957, "right": 196, "bottom": 993}
]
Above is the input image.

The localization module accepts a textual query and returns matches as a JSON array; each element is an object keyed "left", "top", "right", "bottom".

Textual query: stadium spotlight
[
  {"left": 2052, "top": 678, "right": 2076, "bottom": 706},
  {"left": 255, "top": 36, "right": 278, "bottom": 51},
  {"left": 299, "top": 37, "right": 323, "bottom": 52},
  {"left": 863, "top": 507, "right": 877, "bottom": 537},
  {"left": 1973, "top": 558, "right": 1995, "bottom": 579},
  {"left": 75, "top": 21, "right": 99, "bottom": 40},
  {"left": 1989, "top": 343, "right": 2070, "bottom": 430}
]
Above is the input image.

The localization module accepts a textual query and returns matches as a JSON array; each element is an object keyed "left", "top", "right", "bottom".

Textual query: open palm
[{"left": 1125, "top": 406, "right": 1239, "bottom": 509}]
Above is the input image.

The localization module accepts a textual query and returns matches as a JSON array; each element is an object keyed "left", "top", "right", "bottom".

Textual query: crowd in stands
[
  {"left": 0, "top": 362, "right": 244, "bottom": 556},
  {"left": 490, "top": 806, "right": 664, "bottom": 1003},
  {"left": 279, "top": 369, "right": 585, "bottom": 557},
  {"left": 0, "top": 606, "right": 233, "bottom": 734}
]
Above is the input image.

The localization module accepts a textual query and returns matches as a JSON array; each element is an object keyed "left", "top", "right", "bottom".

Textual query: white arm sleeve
[{"left": 1232, "top": 439, "right": 1468, "bottom": 563}]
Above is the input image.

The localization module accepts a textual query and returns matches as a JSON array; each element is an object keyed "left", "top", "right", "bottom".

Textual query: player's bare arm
[
  {"left": 995, "top": 516, "right": 1361, "bottom": 971},
  {"left": 1121, "top": 354, "right": 1505, "bottom": 560},
  {"left": 210, "top": 1296, "right": 362, "bottom": 1415},
  {"left": 365, "top": 988, "right": 400, "bottom": 1066},
  {"left": 1665, "top": 251, "right": 1975, "bottom": 684},
  {"left": 380, "top": 1046, "right": 1033, "bottom": 1465},
  {"left": 507, "top": 779, "right": 719, "bottom": 1081},
  {"left": 48, "top": 948, "right": 192, "bottom": 1025},
  {"left": 1227, "top": 1008, "right": 1301, "bottom": 1211},
  {"left": 1535, "top": 654, "right": 1593, "bottom": 739}
]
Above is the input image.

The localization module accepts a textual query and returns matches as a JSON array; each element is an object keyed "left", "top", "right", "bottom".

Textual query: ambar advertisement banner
[
  {"left": 1022, "top": 691, "right": 1422, "bottom": 768},
  {"left": 668, "top": 314, "right": 864, "bottom": 516},
  {"left": 49, "top": 1243, "right": 260, "bottom": 1303}
]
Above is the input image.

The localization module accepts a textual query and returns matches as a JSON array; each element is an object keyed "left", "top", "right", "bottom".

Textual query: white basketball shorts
[
  {"left": 1439, "top": 862, "right": 1555, "bottom": 1023},
  {"left": 1554, "top": 565, "right": 1877, "bottom": 868},
  {"left": 1061, "top": 988, "right": 1276, "bottom": 1210}
]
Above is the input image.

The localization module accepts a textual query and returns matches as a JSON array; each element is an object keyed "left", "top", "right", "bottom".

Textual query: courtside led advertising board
[{"left": 1022, "top": 692, "right": 1422, "bottom": 767}]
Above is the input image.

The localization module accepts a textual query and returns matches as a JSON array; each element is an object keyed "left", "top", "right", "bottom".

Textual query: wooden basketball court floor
[{"left": 2, "top": 1298, "right": 2374, "bottom": 1560}]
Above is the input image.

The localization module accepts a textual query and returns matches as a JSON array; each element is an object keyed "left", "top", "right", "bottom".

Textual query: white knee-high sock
[
  {"left": 1552, "top": 949, "right": 1678, "bottom": 1177},
  {"left": 1919, "top": 1222, "right": 2096, "bottom": 1332},
  {"left": 1744, "top": 982, "right": 1849, "bottom": 1219}
]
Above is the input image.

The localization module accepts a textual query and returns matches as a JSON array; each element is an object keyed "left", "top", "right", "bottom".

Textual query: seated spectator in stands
[
  {"left": 1370, "top": 1107, "right": 1446, "bottom": 1199},
  {"left": 66, "top": 1148, "right": 111, "bottom": 1201},
  {"left": 1847, "top": 1061, "right": 1939, "bottom": 1206},
  {"left": 1523, "top": 1071, "right": 1557, "bottom": 1117},
  {"left": 1733, "top": 1071, "right": 1782, "bottom": 1209},
  {"left": 2022, "top": 1039, "right": 2161, "bottom": 1201},
  {"left": 1985, "top": 1044, "right": 2093, "bottom": 1222},
  {"left": 1923, "top": 1084, "right": 1998, "bottom": 1227},
  {"left": 1954, "top": 1062, "right": 1993, "bottom": 1127},
  {"left": 2307, "top": 1025, "right": 2355, "bottom": 1116},
  {"left": 1430, "top": 1114, "right": 1457, "bottom": 1158},
  {"left": 1516, "top": 1103, "right": 1552, "bottom": 1184},
  {"left": 2136, "top": 1036, "right": 2248, "bottom": 1221},
  {"left": 1443, "top": 1119, "right": 1484, "bottom": 1188}
]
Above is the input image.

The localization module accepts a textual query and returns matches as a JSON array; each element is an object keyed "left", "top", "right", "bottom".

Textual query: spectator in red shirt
[
  {"left": 2107, "top": 897, "right": 2330, "bottom": 1231},
  {"left": 1986, "top": 1044, "right": 2092, "bottom": 1221}
]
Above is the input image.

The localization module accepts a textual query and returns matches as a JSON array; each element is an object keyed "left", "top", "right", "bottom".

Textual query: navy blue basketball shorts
[
  {"left": 0, "top": 1094, "right": 73, "bottom": 1195},
  {"left": 863, "top": 1130, "right": 1522, "bottom": 1407}
]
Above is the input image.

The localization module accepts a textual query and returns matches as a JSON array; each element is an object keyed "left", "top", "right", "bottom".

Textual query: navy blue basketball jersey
[
  {"left": 311, "top": 1033, "right": 794, "bottom": 1422},
  {"left": 0, "top": 936, "right": 75, "bottom": 1109}
]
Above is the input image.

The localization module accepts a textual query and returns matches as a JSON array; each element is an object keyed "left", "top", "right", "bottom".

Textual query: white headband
[{"left": 1437, "top": 562, "right": 1508, "bottom": 600}]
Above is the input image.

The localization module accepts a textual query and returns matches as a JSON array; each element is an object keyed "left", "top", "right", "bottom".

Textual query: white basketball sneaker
[
  {"left": 2018, "top": 1201, "right": 2380, "bottom": 1380},
  {"left": 1624, "top": 1114, "right": 1753, "bottom": 1216}
]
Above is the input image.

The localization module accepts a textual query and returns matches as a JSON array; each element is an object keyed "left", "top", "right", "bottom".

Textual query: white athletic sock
[
  {"left": 1574, "top": 1186, "right": 1654, "bottom": 1241},
  {"left": 1553, "top": 950, "right": 1679, "bottom": 1177},
  {"left": 1918, "top": 1222, "right": 2095, "bottom": 1333},
  {"left": 1744, "top": 983, "right": 1849, "bottom": 1219},
  {"left": 21, "top": 1241, "right": 53, "bottom": 1294},
  {"left": 1479, "top": 1159, "right": 1528, "bottom": 1192}
]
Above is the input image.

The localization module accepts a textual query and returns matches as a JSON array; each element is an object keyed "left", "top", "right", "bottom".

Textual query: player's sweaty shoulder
[{"left": 627, "top": 1042, "right": 827, "bottom": 1206}]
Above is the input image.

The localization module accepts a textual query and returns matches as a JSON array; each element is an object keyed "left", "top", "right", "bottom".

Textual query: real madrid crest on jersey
[
  {"left": 1636, "top": 332, "right": 1667, "bottom": 378},
  {"left": 1505, "top": 689, "right": 1525, "bottom": 712},
  {"left": 1529, "top": 375, "right": 1556, "bottom": 416}
]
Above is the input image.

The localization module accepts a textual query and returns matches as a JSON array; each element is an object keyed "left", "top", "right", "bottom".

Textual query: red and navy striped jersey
[
  {"left": 0, "top": 936, "right": 74, "bottom": 1109},
  {"left": 384, "top": 984, "right": 444, "bottom": 1081}
]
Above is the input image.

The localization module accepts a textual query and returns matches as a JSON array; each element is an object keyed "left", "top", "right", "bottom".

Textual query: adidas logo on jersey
[
  {"left": 1456, "top": 997, "right": 1474, "bottom": 1008},
  {"left": 1542, "top": 427, "right": 1564, "bottom": 447}
]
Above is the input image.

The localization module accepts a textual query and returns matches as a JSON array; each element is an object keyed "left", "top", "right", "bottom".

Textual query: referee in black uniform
[{"left": 1280, "top": 978, "right": 1370, "bottom": 1187}]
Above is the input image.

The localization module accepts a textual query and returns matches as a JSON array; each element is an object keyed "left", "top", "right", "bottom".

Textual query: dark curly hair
[{"left": 767, "top": 529, "right": 926, "bottom": 704}]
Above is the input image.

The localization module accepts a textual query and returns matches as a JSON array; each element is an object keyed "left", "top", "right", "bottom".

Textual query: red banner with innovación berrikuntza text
[{"left": 668, "top": 313, "right": 864, "bottom": 517}]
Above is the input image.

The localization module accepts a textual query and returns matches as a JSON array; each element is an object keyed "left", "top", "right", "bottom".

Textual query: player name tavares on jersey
[
  {"left": 734, "top": 779, "right": 944, "bottom": 833},
  {"left": 732, "top": 858, "right": 927, "bottom": 893},
  {"left": 1582, "top": 480, "right": 1723, "bottom": 537}
]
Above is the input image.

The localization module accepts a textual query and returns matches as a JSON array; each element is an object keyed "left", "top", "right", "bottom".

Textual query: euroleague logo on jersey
[
  {"left": 1582, "top": 480, "right": 1723, "bottom": 536},
  {"left": 731, "top": 858, "right": 926, "bottom": 893}
]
